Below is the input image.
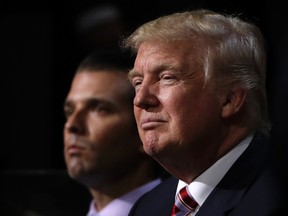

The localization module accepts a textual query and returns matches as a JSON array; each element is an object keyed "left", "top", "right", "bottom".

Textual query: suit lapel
[{"left": 196, "top": 134, "right": 271, "bottom": 216}]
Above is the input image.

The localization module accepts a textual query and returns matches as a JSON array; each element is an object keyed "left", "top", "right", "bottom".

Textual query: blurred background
[{"left": 2, "top": 0, "right": 287, "bottom": 215}]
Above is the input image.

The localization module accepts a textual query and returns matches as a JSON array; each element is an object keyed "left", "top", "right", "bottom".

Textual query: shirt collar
[
  {"left": 87, "top": 178, "right": 161, "bottom": 216},
  {"left": 176, "top": 134, "right": 253, "bottom": 207}
]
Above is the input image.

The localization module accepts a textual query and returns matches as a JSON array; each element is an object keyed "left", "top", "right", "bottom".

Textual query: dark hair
[
  {"left": 76, "top": 48, "right": 135, "bottom": 73},
  {"left": 75, "top": 48, "right": 137, "bottom": 134}
]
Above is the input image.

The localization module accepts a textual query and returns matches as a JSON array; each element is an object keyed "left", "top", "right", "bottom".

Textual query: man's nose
[
  {"left": 134, "top": 83, "right": 159, "bottom": 110},
  {"left": 64, "top": 110, "right": 86, "bottom": 134}
]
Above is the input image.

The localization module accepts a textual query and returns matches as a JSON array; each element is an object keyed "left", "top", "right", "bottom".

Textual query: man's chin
[{"left": 66, "top": 158, "right": 86, "bottom": 178}]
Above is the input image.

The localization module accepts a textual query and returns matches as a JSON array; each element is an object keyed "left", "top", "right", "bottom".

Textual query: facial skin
[
  {"left": 63, "top": 71, "right": 144, "bottom": 188},
  {"left": 129, "top": 41, "right": 232, "bottom": 182}
]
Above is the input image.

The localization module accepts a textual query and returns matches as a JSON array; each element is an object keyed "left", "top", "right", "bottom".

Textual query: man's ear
[{"left": 221, "top": 88, "right": 247, "bottom": 119}]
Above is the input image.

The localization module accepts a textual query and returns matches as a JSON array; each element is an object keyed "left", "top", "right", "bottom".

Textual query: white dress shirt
[
  {"left": 87, "top": 178, "right": 161, "bottom": 216},
  {"left": 175, "top": 134, "right": 253, "bottom": 216}
]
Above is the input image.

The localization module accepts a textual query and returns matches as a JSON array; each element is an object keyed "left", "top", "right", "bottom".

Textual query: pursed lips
[
  {"left": 140, "top": 117, "right": 166, "bottom": 130},
  {"left": 65, "top": 136, "right": 87, "bottom": 155},
  {"left": 66, "top": 144, "right": 85, "bottom": 155}
]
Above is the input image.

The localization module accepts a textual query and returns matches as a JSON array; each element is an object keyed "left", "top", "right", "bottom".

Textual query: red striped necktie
[{"left": 171, "top": 186, "right": 198, "bottom": 216}]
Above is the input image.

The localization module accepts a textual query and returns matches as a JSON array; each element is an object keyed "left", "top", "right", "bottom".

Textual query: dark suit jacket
[{"left": 128, "top": 133, "right": 287, "bottom": 216}]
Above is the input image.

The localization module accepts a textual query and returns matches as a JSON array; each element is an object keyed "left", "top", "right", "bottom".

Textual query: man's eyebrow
[
  {"left": 128, "top": 69, "right": 141, "bottom": 81},
  {"left": 127, "top": 63, "right": 178, "bottom": 81},
  {"left": 63, "top": 99, "right": 72, "bottom": 108}
]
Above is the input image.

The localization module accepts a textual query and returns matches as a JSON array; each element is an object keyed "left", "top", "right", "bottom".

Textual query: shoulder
[
  {"left": 128, "top": 176, "right": 178, "bottom": 216},
  {"left": 138, "top": 175, "right": 177, "bottom": 202}
]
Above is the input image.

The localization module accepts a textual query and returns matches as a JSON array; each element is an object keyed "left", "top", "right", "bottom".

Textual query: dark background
[
  {"left": 3, "top": 0, "right": 287, "bottom": 170},
  {"left": 1, "top": 0, "right": 287, "bottom": 215}
]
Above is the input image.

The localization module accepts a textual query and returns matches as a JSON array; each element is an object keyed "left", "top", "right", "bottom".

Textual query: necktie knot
[{"left": 171, "top": 186, "right": 198, "bottom": 216}]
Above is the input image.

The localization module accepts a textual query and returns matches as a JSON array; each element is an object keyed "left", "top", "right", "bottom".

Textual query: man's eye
[
  {"left": 90, "top": 103, "right": 112, "bottom": 113},
  {"left": 160, "top": 74, "right": 178, "bottom": 84},
  {"left": 161, "top": 74, "right": 175, "bottom": 80},
  {"left": 95, "top": 105, "right": 108, "bottom": 112},
  {"left": 64, "top": 107, "right": 74, "bottom": 118},
  {"left": 132, "top": 78, "right": 143, "bottom": 87}
]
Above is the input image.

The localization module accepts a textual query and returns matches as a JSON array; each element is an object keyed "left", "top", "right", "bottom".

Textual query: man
[
  {"left": 122, "top": 9, "right": 287, "bottom": 216},
  {"left": 63, "top": 49, "right": 164, "bottom": 216}
]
